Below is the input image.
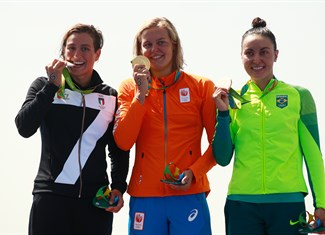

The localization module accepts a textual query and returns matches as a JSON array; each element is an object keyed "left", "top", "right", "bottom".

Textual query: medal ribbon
[
  {"left": 57, "top": 68, "right": 95, "bottom": 98},
  {"left": 146, "top": 70, "right": 181, "bottom": 96},
  {"left": 229, "top": 77, "right": 278, "bottom": 109}
]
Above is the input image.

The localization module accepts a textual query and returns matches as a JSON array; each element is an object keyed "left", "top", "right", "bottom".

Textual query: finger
[
  {"left": 46, "top": 59, "right": 66, "bottom": 77},
  {"left": 133, "top": 64, "right": 146, "bottom": 73}
]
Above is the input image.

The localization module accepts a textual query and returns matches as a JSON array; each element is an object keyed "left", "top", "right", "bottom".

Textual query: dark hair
[
  {"left": 133, "top": 17, "right": 184, "bottom": 70},
  {"left": 241, "top": 17, "right": 277, "bottom": 51},
  {"left": 60, "top": 23, "right": 104, "bottom": 58}
]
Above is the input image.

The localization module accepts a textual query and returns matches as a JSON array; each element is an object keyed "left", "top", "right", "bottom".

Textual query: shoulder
[
  {"left": 184, "top": 72, "right": 212, "bottom": 82},
  {"left": 280, "top": 81, "right": 313, "bottom": 99},
  {"left": 278, "top": 81, "right": 316, "bottom": 111},
  {"left": 32, "top": 76, "right": 48, "bottom": 86},
  {"left": 277, "top": 80, "right": 310, "bottom": 93},
  {"left": 117, "top": 78, "right": 136, "bottom": 93},
  {"left": 28, "top": 76, "right": 53, "bottom": 92},
  {"left": 98, "top": 84, "right": 118, "bottom": 97},
  {"left": 182, "top": 71, "right": 214, "bottom": 87}
]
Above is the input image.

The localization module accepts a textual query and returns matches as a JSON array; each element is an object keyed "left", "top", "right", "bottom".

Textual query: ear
[
  {"left": 274, "top": 49, "right": 279, "bottom": 62},
  {"left": 95, "top": 49, "right": 101, "bottom": 61}
]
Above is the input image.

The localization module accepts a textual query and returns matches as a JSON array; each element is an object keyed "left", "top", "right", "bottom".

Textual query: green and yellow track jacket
[{"left": 212, "top": 78, "right": 325, "bottom": 208}]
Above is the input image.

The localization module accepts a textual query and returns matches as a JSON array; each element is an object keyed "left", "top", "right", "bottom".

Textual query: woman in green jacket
[{"left": 212, "top": 17, "right": 325, "bottom": 235}]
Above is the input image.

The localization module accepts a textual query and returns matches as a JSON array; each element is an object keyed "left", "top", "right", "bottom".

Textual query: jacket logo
[
  {"left": 98, "top": 96, "right": 106, "bottom": 109},
  {"left": 98, "top": 97, "right": 105, "bottom": 105},
  {"left": 276, "top": 95, "right": 288, "bottom": 108},
  {"left": 179, "top": 88, "right": 190, "bottom": 103}
]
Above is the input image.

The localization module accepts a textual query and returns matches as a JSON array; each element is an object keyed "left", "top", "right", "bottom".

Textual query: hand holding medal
[
  {"left": 92, "top": 186, "right": 119, "bottom": 209},
  {"left": 131, "top": 55, "right": 151, "bottom": 103},
  {"left": 289, "top": 211, "right": 325, "bottom": 234},
  {"left": 213, "top": 78, "right": 232, "bottom": 111},
  {"left": 214, "top": 78, "right": 250, "bottom": 109},
  {"left": 131, "top": 55, "right": 150, "bottom": 70},
  {"left": 160, "top": 162, "right": 185, "bottom": 185}
]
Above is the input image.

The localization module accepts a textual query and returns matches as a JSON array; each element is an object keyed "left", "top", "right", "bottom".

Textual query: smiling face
[
  {"left": 63, "top": 32, "right": 101, "bottom": 87},
  {"left": 241, "top": 34, "right": 278, "bottom": 90},
  {"left": 140, "top": 27, "right": 174, "bottom": 78}
]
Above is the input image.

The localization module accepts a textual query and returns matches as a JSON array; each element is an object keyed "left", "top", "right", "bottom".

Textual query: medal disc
[
  {"left": 131, "top": 55, "right": 150, "bottom": 69},
  {"left": 216, "top": 78, "right": 232, "bottom": 90}
]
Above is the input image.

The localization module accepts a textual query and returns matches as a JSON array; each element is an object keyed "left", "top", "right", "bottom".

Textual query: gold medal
[
  {"left": 215, "top": 78, "right": 232, "bottom": 90},
  {"left": 131, "top": 55, "right": 150, "bottom": 70}
]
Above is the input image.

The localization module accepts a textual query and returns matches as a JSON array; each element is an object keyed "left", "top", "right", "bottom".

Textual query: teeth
[
  {"left": 66, "top": 61, "right": 75, "bottom": 67},
  {"left": 66, "top": 61, "right": 84, "bottom": 67},
  {"left": 253, "top": 66, "right": 263, "bottom": 70}
]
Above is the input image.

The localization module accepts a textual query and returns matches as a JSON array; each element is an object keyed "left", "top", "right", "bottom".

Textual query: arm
[
  {"left": 15, "top": 77, "right": 58, "bottom": 137},
  {"left": 212, "top": 110, "right": 234, "bottom": 166},
  {"left": 297, "top": 87, "right": 325, "bottom": 208},
  {"left": 108, "top": 123, "right": 130, "bottom": 195},
  {"left": 107, "top": 119, "right": 130, "bottom": 213},
  {"left": 299, "top": 120, "right": 325, "bottom": 208},
  {"left": 296, "top": 87, "right": 325, "bottom": 225},
  {"left": 188, "top": 79, "right": 217, "bottom": 181},
  {"left": 113, "top": 79, "right": 146, "bottom": 150}
]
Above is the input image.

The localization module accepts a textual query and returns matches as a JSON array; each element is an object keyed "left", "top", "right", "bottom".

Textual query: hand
[
  {"left": 45, "top": 59, "right": 67, "bottom": 87},
  {"left": 105, "top": 189, "right": 124, "bottom": 213},
  {"left": 314, "top": 208, "right": 325, "bottom": 234},
  {"left": 133, "top": 64, "right": 150, "bottom": 104},
  {"left": 212, "top": 86, "right": 230, "bottom": 111},
  {"left": 170, "top": 169, "right": 193, "bottom": 191}
]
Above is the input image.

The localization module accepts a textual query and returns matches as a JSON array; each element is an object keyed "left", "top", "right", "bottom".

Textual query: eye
[
  {"left": 244, "top": 50, "right": 254, "bottom": 57},
  {"left": 157, "top": 40, "right": 167, "bottom": 46},
  {"left": 142, "top": 42, "right": 152, "bottom": 49},
  {"left": 260, "top": 49, "right": 269, "bottom": 56},
  {"left": 81, "top": 46, "right": 90, "bottom": 52},
  {"left": 66, "top": 46, "right": 76, "bottom": 52}
]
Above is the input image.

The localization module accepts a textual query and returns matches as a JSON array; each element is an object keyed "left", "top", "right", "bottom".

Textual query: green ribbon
[
  {"left": 229, "top": 77, "right": 278, "bottom": 109},
  {"left": 57, "top": 68, "right": 95, "bottom": 98}
]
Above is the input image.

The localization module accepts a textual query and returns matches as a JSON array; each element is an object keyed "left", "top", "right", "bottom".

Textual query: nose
[
  {"left": 150, "top": 43, "right": 159, "bottom": 53},
  {"left": 72, "top": 48, "right": 83, "bottom": 59},
  {"left": 252, "top": 54, "right": 261, "bottom": 63}
]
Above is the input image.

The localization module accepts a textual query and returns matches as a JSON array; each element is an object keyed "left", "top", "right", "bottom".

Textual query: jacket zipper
[
  {"left": 78, "top": 94, "right": 86, "bottom": 198},
  {"left": 163, "top": 89, "right": 168, "bottom": 166},
  {"left": 261, "top": 100, "right": 266, "bottom": 193}
]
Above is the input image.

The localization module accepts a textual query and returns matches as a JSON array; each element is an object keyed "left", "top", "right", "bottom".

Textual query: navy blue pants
[
  {"left": 224, "top": 199, "right": 305, "bottom": 235},
  {"left": 29, "top": 193, "right": 113, "bottom": 235}
]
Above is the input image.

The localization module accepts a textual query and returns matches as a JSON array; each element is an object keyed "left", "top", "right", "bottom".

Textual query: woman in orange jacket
[{"left": 113, "top": 17, "right": 217, "bottom": 235}]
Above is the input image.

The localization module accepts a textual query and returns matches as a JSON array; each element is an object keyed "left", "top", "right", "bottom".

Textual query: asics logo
[{"left": 188, "top": 209, "right": 199, "bottom": 222}]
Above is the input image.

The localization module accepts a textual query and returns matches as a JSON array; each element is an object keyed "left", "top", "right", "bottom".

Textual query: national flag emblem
[
  {"left": 276, "top": 95, "right": 288, "bottom": 108},
  {"left": 98, "top": 97, "right": 105, "bottom": 106}
]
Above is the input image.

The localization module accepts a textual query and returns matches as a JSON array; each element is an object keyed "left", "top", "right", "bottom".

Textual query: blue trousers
[{"left": 129, "top": 193, "right": 212, "bottom": 235}]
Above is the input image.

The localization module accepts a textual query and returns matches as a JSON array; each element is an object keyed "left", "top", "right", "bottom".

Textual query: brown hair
[
  {"left": 133, "top": 17, "right": 184, "bottom": 70},
  {"left": 241, "top": 17, "right": 277, "bottom": 51},
  {"left": 60, "top": 23, "right": 104, "bottom": 58}
]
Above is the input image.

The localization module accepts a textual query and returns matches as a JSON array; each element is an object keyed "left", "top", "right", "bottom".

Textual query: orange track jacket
[{"left": 113, "top": 70, "right": 217, "bottom": 197}]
